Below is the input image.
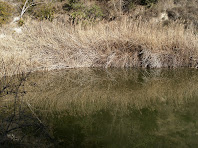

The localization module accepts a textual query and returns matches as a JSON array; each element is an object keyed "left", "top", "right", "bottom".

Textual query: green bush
[
  {"left": 32, "top": 3, "right": 55, "bottom": 21},
  {"left": 62, "top": 0, "right": 103, "bottom": 23},
  {"left": 123, "top": 0, "right": 158, "bottom": 8},
  {"left": 140, "top": 0, "right": 158, "bottom": 7},
  {"left": 70, "top": 4, "right": 103, "bottom": 24},
  {"left": 18, "top": 18, "right": 25, "bottom": 26},
  {"left": 62, "top": 0, "right": 82, "bottom": 11},
  {"left": 0, "top": 1, "right": 13, "bottom": 25}
]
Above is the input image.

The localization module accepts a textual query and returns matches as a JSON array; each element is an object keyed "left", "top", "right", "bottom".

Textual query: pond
[{"left": 0, "top": 68, "right": 198, "bottom": 147}]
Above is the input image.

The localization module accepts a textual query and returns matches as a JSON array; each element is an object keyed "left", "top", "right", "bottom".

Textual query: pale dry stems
[{"left": 0, "top": 16, "right": 198, "bottom": 77}]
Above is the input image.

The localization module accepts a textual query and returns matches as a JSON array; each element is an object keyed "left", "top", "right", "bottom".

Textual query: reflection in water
[{"left": 0, "top": 68, "right": 198, "bottom": 147}]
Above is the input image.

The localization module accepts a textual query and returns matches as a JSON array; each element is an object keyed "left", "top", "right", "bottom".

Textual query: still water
[{"left": 0, "top": 68, "right": 198, "bottom": 147}]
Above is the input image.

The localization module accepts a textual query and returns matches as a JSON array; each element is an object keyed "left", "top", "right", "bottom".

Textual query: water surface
[{"left": 0, "top": 68, "right": 198, "bottom": 147}]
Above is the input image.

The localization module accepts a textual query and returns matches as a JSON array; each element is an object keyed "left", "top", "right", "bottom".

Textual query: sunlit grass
[{"left": 1, "top": 15, "right": 198, "bottom": 77}]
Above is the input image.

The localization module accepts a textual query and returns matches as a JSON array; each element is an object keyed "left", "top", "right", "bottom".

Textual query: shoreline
[{"left": 1, "top": 17, "right": 198, "bottom": 77}]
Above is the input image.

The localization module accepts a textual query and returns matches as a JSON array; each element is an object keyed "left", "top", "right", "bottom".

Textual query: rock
[
  {"left": 13, "top": 27, "right": 22, "bottom": 34},
  {"left": 0, "top": 34, "right": 6, "bottom": 38},
  {"left": 11, "top": 17, "right": 20, "bottom": 24},
  {"left": 159, "top": 12, "right": 169, "bottom": 21}
]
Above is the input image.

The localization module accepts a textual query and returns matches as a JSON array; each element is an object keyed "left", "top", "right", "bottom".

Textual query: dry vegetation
[{"left": 1, "top": 0, "right": 198, "bottom": 77}]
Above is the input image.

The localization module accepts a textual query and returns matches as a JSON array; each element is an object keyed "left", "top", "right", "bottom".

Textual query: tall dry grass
[{"left": 1, "top": 16, "right": 198, "bottom": 77}]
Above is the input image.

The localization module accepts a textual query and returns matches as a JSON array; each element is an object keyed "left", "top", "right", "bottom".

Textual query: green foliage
[
  {"left": 62, "top": 0, "right": 82, "bottom": 11},
  {"left": 63, "top": 0, "right": 103, "bottom": 24},
  {"left": 18, "top": 18, "right": 25, "bottom": 26},
  {"left": 70, "top": 4, "right": 103, "bottom": 24},
  {"left": 124, "top": 0, "right": 158, "bottom": 9},
  {"left": 140, "top": 0, "right": 158, "bottom": 7},
  {"left": 87, "top": 5, "right": 103, "bottom": 19},
  {"left": 32, "top": 3, "right": 55, "bottom": 21},
  {"left": 0, "top": 1, "right": 13, "bottom": 25},
  {"left": 70, "top": 2, "right": 84, "bottom": 10},
  {"left": 128, "top": 1, "right": 136, "bottom": 9}
]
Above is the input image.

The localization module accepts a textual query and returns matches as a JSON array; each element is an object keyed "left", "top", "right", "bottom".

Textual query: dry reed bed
[{"left": 1, "top": 17, "right": 198, "bottom": 77}]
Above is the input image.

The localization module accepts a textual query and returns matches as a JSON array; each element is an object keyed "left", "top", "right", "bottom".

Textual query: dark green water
[{"left": 0, "top": 68, "right": 198, "bottom": 147}]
